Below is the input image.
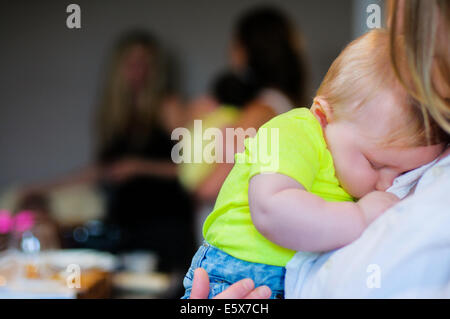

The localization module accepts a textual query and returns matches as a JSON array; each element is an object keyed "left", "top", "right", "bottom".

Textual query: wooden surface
[{"left": 76, "top": 269, "right": 112, "bottom": 299}]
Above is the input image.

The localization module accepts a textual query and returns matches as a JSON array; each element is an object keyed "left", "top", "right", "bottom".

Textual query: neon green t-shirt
[{"left": 203, "top": 107, "right": 354, "bottom": 267}]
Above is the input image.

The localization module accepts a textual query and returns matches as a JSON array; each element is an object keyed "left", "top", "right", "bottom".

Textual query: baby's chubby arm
[{"left": 248, "top": 173, "right": 399, "bottom": 252}]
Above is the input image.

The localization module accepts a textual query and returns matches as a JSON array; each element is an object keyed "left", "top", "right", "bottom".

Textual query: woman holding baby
[{"left": 189, "top": 0, "right": 450, "bottom": 299}]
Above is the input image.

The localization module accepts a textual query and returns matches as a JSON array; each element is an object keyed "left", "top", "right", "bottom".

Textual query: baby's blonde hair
[{"left": 317, "top": 29, "right": 443, "bottom": 147}]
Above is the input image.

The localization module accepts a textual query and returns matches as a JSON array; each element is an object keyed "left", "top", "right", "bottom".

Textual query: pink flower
[
  {"left": 14, "top": 211, "right": 35, "bottom": 233},
  {"left": 0, "top": 210, "right": 13, "bottom": 234}
]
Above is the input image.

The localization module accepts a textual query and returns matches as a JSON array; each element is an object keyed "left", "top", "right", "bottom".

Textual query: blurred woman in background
[
  {"left": 21, "top": 30, "right": 195, "bottom": 273},
  {"left": 95, "top": 31, "right": 195, "bottom": 273}
]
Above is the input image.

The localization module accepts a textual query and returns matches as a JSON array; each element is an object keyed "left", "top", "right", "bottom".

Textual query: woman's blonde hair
[
  {"left": 316, "top": 29, "right": 433, "bottom": 147},
  {"left": 389, "top": 0, "right": 450, "bottom": 139},
  {"left": 95, "top": 31, "right": 170, "bottom": 155}
]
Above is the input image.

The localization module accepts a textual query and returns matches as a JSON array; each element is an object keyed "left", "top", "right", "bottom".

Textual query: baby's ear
[{"left": 311, "top": 97, "right": 333, "bottom": 128}]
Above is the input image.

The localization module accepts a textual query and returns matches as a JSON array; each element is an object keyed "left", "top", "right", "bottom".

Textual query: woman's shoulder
[
  {"left": 256, "top": 88, "right": 294, "bottom": 115},
  {"left": 414, "top": 151, "right": 450, "bottom": 196}
]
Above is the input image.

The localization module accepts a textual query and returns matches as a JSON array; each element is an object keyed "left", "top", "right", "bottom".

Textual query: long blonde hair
[
  {"left": 95, "top": 31, "right": 170, "bottom": 156},
  {"left": 389, "top": 0, "right": 450, "bottom": 138}
]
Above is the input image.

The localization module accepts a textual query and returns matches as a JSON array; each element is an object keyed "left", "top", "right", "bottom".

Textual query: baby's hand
[{"left": 357, "top": 191, "right": 400, "bottom": 226}]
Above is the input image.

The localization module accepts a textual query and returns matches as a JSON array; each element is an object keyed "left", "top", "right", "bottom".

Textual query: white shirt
[{"left": 285, "top": 152, "right": 450, "bottom": 298}]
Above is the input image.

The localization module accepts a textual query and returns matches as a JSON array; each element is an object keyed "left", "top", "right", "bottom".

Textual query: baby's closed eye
[{"left": 365, "top": 156, "right": 385, "bottom": 170}]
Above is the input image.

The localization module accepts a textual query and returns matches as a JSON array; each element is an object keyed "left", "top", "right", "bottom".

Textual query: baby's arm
[{"left": 248, "top": 173, "right": 399, "bottom": 252}]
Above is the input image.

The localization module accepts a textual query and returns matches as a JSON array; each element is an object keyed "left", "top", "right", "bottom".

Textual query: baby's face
[{"left": 323, "top": 90, "right": 444, "bottom": 199}]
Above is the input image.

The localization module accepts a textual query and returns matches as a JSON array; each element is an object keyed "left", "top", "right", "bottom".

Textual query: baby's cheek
[
  {"left": 339, "top": 161, "right": 377, "bottom": 198},
  {"left": 354, "top": 170, "right": 377, "bottom": 197}
]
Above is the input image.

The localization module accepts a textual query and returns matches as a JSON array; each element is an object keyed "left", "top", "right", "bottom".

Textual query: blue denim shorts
[{"left": 181, "top": 242, "right": 285, "bottom": 299}]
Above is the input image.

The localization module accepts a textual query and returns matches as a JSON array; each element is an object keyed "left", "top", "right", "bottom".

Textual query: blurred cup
[{"left": 121, "top": 251, "right": 158, "bottom": 274}]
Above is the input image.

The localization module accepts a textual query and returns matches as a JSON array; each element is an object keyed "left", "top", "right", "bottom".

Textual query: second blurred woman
[
  {"left": 188, "top": 7, "right": 311, "bottom": 242},
  {"left": 194, "top": 6, "right": 310, "bottom": 201}
]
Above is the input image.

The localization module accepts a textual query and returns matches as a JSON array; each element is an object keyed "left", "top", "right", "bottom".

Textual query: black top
[{"left": 97, "top": 125, "right": 195, "bottom": 271}]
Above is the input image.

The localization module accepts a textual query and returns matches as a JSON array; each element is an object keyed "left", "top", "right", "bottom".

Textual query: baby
[{"left": 181, "top": 30, "right": 445, "bottom": 299}]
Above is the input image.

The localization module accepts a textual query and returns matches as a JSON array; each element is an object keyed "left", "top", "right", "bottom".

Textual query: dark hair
[
  {"left": 234, "top": 6, "right": 310, "bottom": 105},
  {"left": 211, "top": 71, "right": 258, "bottom": 108}
]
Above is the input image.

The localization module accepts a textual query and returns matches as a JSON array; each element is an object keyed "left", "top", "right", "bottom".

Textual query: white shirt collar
[{"left": 387, "top": 151, "right": 450, "bottom": 199}]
